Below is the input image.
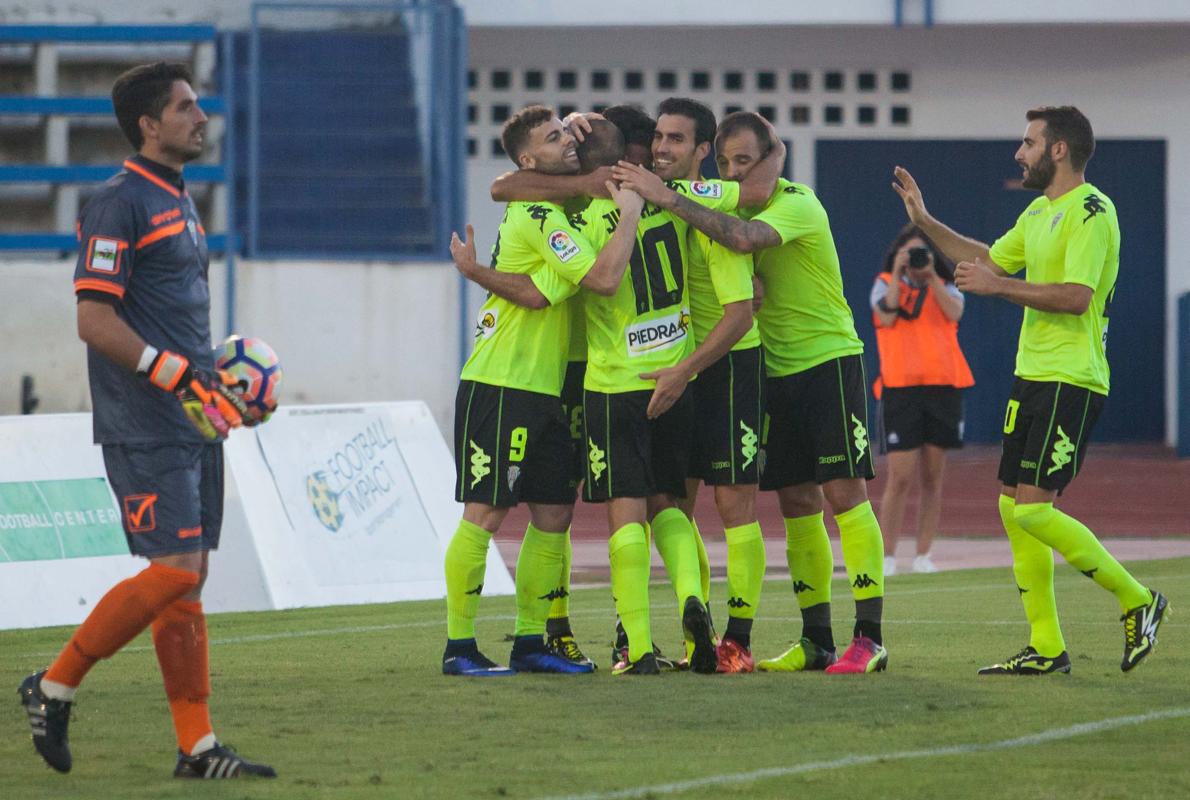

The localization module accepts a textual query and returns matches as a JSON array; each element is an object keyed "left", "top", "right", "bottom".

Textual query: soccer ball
[{"left": 214, "top": 335, "right": 283, "bottom": 423}]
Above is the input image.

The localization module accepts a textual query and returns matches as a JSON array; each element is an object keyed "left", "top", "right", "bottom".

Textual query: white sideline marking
[{"left": 538, "top": 707, "right": 1190, "bottom": 800}]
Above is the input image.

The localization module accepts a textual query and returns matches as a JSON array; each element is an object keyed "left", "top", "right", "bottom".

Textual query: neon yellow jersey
[
  {"left": 744, "top": 179, "right": 862, "bottom": 377},
  {"left": 575, "top": 179, "right": 740, "bottom": 393},
  {"left": 687, "top": 225, "right": 760, "bottom": 350},
  {"left": 460, "top": 201, "right": 595, "bottom": 395},
  {"left": 988, "top": 182, "right": 1118, "bottom": 395}
]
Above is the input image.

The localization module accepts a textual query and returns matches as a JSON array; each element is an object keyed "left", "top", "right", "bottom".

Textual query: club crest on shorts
[
  {"left": 507, "top": 465, "right": 521, "bottom": 491},
  {"left": 187, "top": 219, "right": 198, "bottom": 244},
  {"left": 548, "top": 229, "right": 581, "bottom": 262}
]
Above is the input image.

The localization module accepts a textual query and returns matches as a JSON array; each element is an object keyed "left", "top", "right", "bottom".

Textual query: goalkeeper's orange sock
[
  {"left": 43, "top": 563, "right": 200, "bottom": 696},
  {"left": 153, "top": 599, "right": 215, "bottom": 755}
]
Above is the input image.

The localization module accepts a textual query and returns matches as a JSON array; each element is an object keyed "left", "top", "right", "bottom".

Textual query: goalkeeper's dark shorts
[{"left": 102, "top": 442, "right": 224, "bottom": 557}]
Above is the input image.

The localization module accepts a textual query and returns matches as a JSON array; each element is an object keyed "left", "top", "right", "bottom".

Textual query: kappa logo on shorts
[
  {"left": 739, "top": 420, "right": 758, "bottom": 469},
  {"left": 1046, "top": 425, "right": 1075, "bottom": 475},
  {"left": 469, "top": 440, "right": 492, "bottom": 489},
  {"left": 548, "top": 229, "right": 581, "bottom": 263},
  {"left": 851, "top": 414, "right": 869, "bottom": 462},
  {"left": 689, "top": 181, "right": 722, "bottom": 199},
  {"left": 123, "top": 493, "right": 158, "bottom": 533},
  {"left": 587, "top": 438, "right": 607, "bottom": 483}
]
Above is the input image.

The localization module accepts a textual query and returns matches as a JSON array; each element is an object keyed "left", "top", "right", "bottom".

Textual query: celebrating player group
[{"left": 444, "top": 99, "right": 1169, "bottom": 679}]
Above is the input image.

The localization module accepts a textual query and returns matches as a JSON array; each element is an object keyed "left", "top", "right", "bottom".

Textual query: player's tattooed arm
[
  {"left": 611, "top": 162, "right": 781, "bottom": 254},
  {"left": 668, "top": 194, "right": 782, "bottom": 254},
  {"left": 490, "top": 167, "right": 614, "bottom": 203},
  {"left": 449, "top": 224, "right": 549, "bottom": 309}
]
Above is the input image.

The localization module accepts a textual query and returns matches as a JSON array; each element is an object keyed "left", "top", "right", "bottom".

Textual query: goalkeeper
[{"left": 18, "top": 62, "right": 275, "bottom": 780}]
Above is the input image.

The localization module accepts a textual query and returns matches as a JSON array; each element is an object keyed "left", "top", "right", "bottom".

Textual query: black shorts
[
  {"left": 997, "top": 378, "right": 1104, "bottom": 492},
  {"left": 102, "top": 442, "right": 223, "bottom": 557},
  {"left": 453, "top": 380, "right": 576, "bottom": 508},
  {"left": 689, "top": 346, "right": 765, "bottom": 485},
  {"left": 583, "top": 386, "right": 692, "bottom": 501},
  {"left": 760, "top": 354, "right": 875, "bottom": 490},
  {"left": 560, "top": 361, "right": 587, "bottom": 486},
  {"left": 880, "top": 385, "right": 964, "bottom": 452}
]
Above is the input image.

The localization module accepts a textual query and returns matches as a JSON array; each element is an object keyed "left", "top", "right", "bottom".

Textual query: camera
[{"left": 907, "top": 246, "right": 931, "bottom": 269}]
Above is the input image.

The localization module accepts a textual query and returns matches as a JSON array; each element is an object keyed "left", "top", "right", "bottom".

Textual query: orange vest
[{"left": 872, "top": 271, "right": 974, "bottom": 399}]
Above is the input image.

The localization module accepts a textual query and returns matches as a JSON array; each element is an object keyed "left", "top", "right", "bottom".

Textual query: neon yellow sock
[
  {"left": 651, "top": 507, "right": 702, "bottom": 604},
  {"left": 1014, "top": 502, "right": 1150, "bottom": 612},
  {"left": 609, "top": 524, "right": 652, "bottom": 662},
  {"left": 836, "top": 501, "right": 884, "bottom": 601},
  {"left": 513, "top": 523, "right": 567, "bottom": 636},
  {"left": 724, "top": 522, "right": 765, "bottom": 620},
  {"left": 784, "top": 513, "right": 833, "bottom": 609},
  {"left": 444, "top": 519, "right": 491, "bottom": 640},
  {"left": 999, "top": 495, "right": 1065, "bottom": 656},
  {"left": 692, "top": 519, "right": 712, "bottom": 604},
  {"left": 547, "top": 527, "right": 572, "bottom": 622}
]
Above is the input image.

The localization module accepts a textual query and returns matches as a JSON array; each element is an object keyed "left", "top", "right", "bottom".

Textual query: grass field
[{"left": 4, "top": 557, "right": 1189, "bottom": 800}]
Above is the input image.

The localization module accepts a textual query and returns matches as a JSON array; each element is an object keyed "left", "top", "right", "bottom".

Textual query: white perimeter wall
[
  {"left": 465, "top": 23, "right": 1190, "bottom": 445},
  {"left": 0, "top": 260, "right": 462, "bottom": 437}
]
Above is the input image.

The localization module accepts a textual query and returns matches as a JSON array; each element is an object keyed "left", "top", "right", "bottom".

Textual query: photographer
[{"left": 870, "top": 225, "right": 974, "bottom": 575}]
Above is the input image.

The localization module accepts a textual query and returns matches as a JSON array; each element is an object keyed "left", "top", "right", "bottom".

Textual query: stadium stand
[{"left": 0, "top": 25, "right": 229, "bottom": 251}]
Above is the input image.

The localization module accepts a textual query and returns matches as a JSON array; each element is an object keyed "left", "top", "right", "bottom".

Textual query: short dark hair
[
  {"left": 112, "top": 62, "right": 193, "bottom": 149},
  {"left": 576, "top": 118, "right": 625, "bottom": 171},
  {"left": 1026, "top": 106, "right": 1095, "bottom": 171},
  {"left": 715, "top": 111, "right": 771, "bottom": 156},
  {"left": 882, "top": 223, "right": 954, "bottom": 283},
  {"left": 602, "top": 104, "right": 655, "bottom": 149},
  {"left": 657, "top": 97, "right": 716, "bottom": 146},
  {"left": 500, "top": 104, "right": 555, "bottom": 167}
]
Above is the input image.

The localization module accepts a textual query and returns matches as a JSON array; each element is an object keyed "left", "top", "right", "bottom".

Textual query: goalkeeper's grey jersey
[{"left": 72, "top": 154, "right": 214, "bottom": 445}]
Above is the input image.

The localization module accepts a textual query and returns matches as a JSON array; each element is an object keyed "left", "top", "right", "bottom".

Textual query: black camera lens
[{"left": 907, "top": 246, "right": 931, "bottom": 268}]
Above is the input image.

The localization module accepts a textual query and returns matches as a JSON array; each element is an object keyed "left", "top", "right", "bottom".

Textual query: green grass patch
[{"left": 3, "top": 558, "right": 1188, "bottom": 799}]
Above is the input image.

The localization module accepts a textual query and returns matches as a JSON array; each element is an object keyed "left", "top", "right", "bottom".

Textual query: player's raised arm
[
  {"left": 450, "top": 224, "right": 549, "bottom": 309},
  {"left": 578, "top": 181, "right": 643, "bottom": 295},
  {"left": 892, "top": 166, "right": 1000, "bottom": 269},
  {"left": 490, "top": 166, "right": 613, "bottom": 203},
  {"left": 735, "top": 115, "right": 784, "bottom": 207}
]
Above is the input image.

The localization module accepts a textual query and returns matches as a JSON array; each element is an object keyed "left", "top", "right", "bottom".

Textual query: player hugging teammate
[{"left": 445, "top": 100, "right": 1169, "bottom": 679}]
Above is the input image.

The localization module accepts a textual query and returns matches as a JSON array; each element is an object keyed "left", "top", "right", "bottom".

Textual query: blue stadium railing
[{"left": 0, "top": 24, "right": 233, "bottom": 254}]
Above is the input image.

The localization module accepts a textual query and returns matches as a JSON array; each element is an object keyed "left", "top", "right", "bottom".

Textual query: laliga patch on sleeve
[
  {"left": 548, "top": 229, "right": 582, "bottom": 263},
  {"left": 87, "top": 237, "right": 123, "bottom": 273},
  {"left": 689, "top": 181, "right": 723, "bottom": 199}
]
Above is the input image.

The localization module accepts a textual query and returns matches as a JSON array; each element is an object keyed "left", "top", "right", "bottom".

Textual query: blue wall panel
[{"left": 815, "top": 139, "right": 1166, "bottom": 443}]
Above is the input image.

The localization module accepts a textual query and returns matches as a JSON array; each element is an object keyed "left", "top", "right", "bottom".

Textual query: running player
[
  {"left": 442, "top": 105, "right": 642, "bottom": 676},
  {"left": 892, "top": 106, "right": 1168, "bottom": 674},
  {"left": 651, "top": 99, "right": 767, "bottom": 673},
  {"left": 18, "top": 62, "right": 275, "bottom": 779},
  {"left": 615, "top": 111, "right": 891, "bottom": 675}
]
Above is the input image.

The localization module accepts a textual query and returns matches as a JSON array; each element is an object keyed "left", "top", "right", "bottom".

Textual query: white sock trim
[
  {"left": 39, "top": 677, "right": 76, "bottom": 702},
  {"left": 189, "top": 732, "right": 217, "bottom": 756}
]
